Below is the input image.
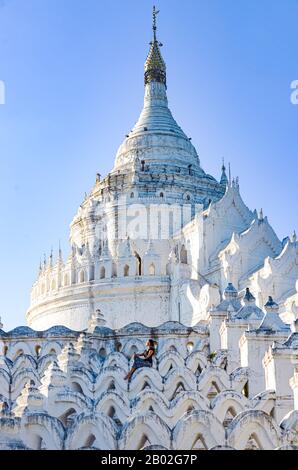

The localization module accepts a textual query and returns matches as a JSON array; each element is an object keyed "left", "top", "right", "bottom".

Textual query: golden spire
[{"left": 144, "top": 6, "right": 166, "bottom": 86}]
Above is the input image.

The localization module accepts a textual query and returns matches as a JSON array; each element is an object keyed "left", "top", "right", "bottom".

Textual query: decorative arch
[
  {"left": 158, "top": 338, "right": 187, "bottom": 357},
  {"left": 128, "top": 368, "right": 163, "bottom": 396},
  {"left": 163, "top": 367, "right": 197, "bottom": 400},
  {"left": 21, "top": 414, "right": 64, "bottom": 450},
  {"left": 103, "top": 352, "right": 128, "bottom": 370},
  {"left": 119, "top": 414, "right": 171, "bottom": 450},
  {"left": 186, "top": 350, "right": 208, "bottom": 374},
  {"left": 227, "top": 410, "right": 281, "bottom": 450},
  {"left": 13, "top": 349, "right": 24, "bottom": 361},
  {"left": 158, "top": 350, "right": 185, "bottom": 376},
  {"left": 149, "top": 263, "right": 156, "bottom": 276},
  {"left": 210, "top": 390, "right": 248, "bottom": 423},
  {"left": 8, "top": 341, "right": 33, "bottom": 360},
  {"left": 63, "top": 273, "right": 70, "bottom": 287},
  {"left": 94, "top": 368, "right": 127, "bottom": 396},
  {"left": 40, "top": 341, "right": 62, "bottom": 357},
  {"left": 65, "top": 413, "right": 117, "bottom": 450},
  {"left": 98, "top": 347, "right": 107, "bottom": 359},
  {"left": 11, "top": 369, "right": 40, "bottom": 401},
  {"left": 79, "top": 270, "right": 86, "bottom": 283},
  {"left": 35, "top": 345, "right": 42, "bottom": 358},
  {"left": 121, "top": 338, "right": 145, "bottom": 358},
  {"left": 197, "top": 366, "right": 230, "bottom": 398},
  {"left": 95, "top": 391, "right": 130, "bottom": 424},
  {"left": 112, "top": 262, "right": 117, "bottom": 278},
  {"left": 124, "top": 264, "right": 130, "bottom": 277},
  {"left": 134, "top": 252, "right": 142, "bottom": 276},
  {"left": 100, "top": 266, "right": 106, "bottom": 280},
  {"left": 173, "top": 410, "right": 225, "bottom": 450},
  {"left": 180, "top": 245, "right": 188, "bottom": 264},
  {"left": 71, "top": 382, "right": 84, "bottom": 394}
]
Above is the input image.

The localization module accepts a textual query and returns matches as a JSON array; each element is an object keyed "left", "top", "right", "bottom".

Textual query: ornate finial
[
  {"left": 266, "top": 296, "right": 275, "bottom": 306},
  {"left": 243, "top": 287, "right": 255, "bottom": 304},
  {"left": 152, "top": 5, "right": 160, "bottom": 41},
  {"left": 292, "top": 230, "right": 297, "bottom": 243},
  {"left": 259, "top": 208, "right": 264, "bottom": 221},
  {"left": 49, "top": 247, "right": 53, "bottom": 266},
  {"left": 145, "top": 6, "right": 166, "bottom": 86},
  {"left": 222, "top": 157, "right": 226, "bottom": 172},
  {"left": 88, "top": 308, "right": 106, "bottom": 332},
  {"left": 264, "top": 295, "right": 279, "bottom": 313},
  {"left": 220, "top": 158, "right": 228, "bottom": 187},
  {"left": 58, "top": 240, "right": 63, "bottom": 262},
  {"left": 224, "top": 282, "right": 238, "bottom": 299}
]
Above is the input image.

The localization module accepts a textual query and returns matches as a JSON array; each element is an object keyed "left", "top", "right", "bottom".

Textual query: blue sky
[{"left": 0, "top": 0, "right": 297, "bottom": 330}]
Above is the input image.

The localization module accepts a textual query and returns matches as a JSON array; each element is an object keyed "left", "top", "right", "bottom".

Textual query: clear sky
[{"left": 0, "top": 0, "right": 297, "bottom": 330}]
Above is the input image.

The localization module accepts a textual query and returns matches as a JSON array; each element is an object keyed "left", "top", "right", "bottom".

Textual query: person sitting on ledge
[{"left": 124, "top": 339, "right": 156, "bottom": 381}]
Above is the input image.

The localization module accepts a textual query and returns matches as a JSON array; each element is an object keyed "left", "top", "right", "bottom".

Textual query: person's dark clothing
[{"left": 133, "top": 347, "right": 155, "bottom": 369}]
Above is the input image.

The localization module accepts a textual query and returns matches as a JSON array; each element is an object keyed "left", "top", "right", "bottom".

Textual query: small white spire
[
  {"left": 49, "top": 248, "right": 53, "bottom": 267},
  {"left": 259, "top": 208, "right": 264, "bottom": 221},
  {"left": 88, "top": 308, "right": 107, "bottom": 332},
  {"left": 242, "top": 287, "right": 256, "bottom": 306},
  {"left": 220, "top": 158, "right": 228, "bottom": 186},
  {"left": 264, "top": 296, "right": 279, "bottom": 313},
  {"left": 145, "top": 238, "right": 155, "bottom": 255},
  {"left": 58, "top": 240, "right": 63, "bottom": 262}
]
